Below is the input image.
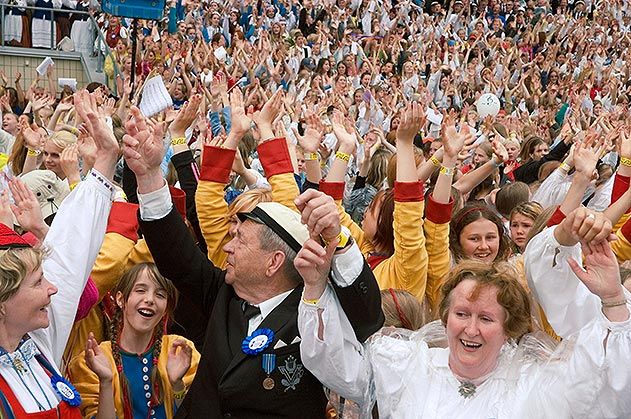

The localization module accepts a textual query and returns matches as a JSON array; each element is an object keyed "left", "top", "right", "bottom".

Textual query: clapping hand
[
  {"left": 294, "top": 111, "right": 326, "bottom": 154},
  {"left": 74, "top": 90, "right": 119, "bottom": 179},
  {"left": 85, "top": 332, "right": 113, "bottom": 382},
  {"left": 166, "top": 339, "right": 193, "bottom": 388},
  {"left": 122, "top": 107, "right": 167, "bottom": 193},
  {"left": 9, "top": 178, "right": 48, "bottom": 242}
]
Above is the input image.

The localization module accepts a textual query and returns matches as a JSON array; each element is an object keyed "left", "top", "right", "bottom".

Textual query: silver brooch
[{"left": 458, "top": 381, "right": 477, "bottom": 399}]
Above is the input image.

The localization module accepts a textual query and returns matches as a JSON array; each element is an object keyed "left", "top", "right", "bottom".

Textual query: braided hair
[{"left": 109, "top": 263, "right": 179, "bottom": 419}]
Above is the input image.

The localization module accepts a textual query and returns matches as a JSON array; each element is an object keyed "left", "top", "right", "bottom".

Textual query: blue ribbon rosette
[
  {"left": 242, "top": 328, "right": 274, "bottom": 356},
  {"left": 50, "top": 375, "right": 82, "bottom": 407}
]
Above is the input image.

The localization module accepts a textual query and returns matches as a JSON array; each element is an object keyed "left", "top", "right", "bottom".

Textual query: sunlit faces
[
  {"left": 43, "top": 140, "right": 65, "bottom": 179},
  {"left": 509, "top": 213, "right": 534, "bottom": 250},
  {"left": 3, "top": 266, "right": 57, "bottom": 333},
  {"left": 116, "top": 270, "right": 168, "bottom": 336},
  {"left": 446, "top": 279, "right": 507, "bottom": 380},
  {"left": 459, "top": 219, "right": 500, "bottom": 263}
]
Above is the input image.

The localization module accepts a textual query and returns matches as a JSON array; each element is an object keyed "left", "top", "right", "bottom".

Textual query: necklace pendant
[
  {"left": 458, "top": 381, "right": 476, "bottom": 399},
  {"left": 13, "top": 357, "right": 27, "bottom": 374}
]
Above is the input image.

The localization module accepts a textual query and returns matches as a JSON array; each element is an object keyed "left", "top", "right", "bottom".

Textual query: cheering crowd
[{"left": 1, "top": 0, "right": 631, "bottom": 417}]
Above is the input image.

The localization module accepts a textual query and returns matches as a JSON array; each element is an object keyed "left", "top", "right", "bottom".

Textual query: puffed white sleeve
[
  {"left": 298, "top": 284, "right": 372, "bottom": 407},
  {"left": 530, "top": 168, "right": 573, "bottom": 208},
  {"left": 550, "top": 309, "right": 631, "bottom": 418},
  {"left": 34, "top": 169, "right": 114, "bottom": 366},
  {"left": 524, "top": 226, "right": 602, "bottom": 338}
]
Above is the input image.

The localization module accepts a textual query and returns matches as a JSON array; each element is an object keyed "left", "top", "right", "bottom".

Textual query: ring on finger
[{"left": 586, "top": 213, "right": 595, "bottom": 220}]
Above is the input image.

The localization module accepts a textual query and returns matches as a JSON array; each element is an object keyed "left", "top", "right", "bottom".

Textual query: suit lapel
[{"left": 220, "top": 286, "right": 302, "bottom": 382}]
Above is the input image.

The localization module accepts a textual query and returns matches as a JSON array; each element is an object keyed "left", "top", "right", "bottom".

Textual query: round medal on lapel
[{"left": 242, "top": 328, "right": 274, "bottom": 355}]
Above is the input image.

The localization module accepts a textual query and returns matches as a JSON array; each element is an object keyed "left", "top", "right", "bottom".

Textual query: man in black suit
[{"left": 122, "top": 106, "right": 383, "bottom": 417}]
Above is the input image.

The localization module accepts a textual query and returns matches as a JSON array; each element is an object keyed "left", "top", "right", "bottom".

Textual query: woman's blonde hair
[
  {"left": 0, "top": 247, "right": 47, "bottom": 304},
  {"left": 48, "top": 130, "right": 77, "bottom": 150},
  {"left": 381, "top": 289, "right": 429, "bottom": 330},
  {"left": 227, "top": 188, "right": 273, "bottom": 219}
]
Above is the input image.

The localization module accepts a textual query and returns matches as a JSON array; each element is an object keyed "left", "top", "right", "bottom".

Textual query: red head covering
[{"left": 0, "top": 223, "right": 32, "bottom": 249}]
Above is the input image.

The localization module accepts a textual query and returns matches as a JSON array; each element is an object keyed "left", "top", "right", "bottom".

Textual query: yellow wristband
[
  {"left": 439, "top": 165, "right": 455, "bottom": 176},
  {"left": 335, "top": 151, "right": 350, "bottom": 162},
  {"left": 69, "top": 181, "right": 79, "bottom": 191},
  {"left": 305, "top": 152, "right": 319, "bottom": 161},
  {"left": 559, "top": 162, "right": 572, "bottom": 172},
  {"left": 171, "top": 137, "right": 187, "bottom": 146},
  {"left": 430, "top": 155, "right": 441, "bottom": 167},
  {"left": 621, "top": 157, "right": 631, "bottom": 167},
  {"left": 27, "top": 148, "right": 41, "bottom": 157},
  {"left": 173, "top": 389, "right": 187, "bottom": 400},
  {"left": 302, "top": 297, "right": 320, "bottom": 306}
]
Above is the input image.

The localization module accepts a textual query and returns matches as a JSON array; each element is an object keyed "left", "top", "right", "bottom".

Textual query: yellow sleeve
[
  {"left": 373, "top": 200, "right": 428, "bottom": 302},
  {"left": 67, "top": 342, "right": 121, "bottom": 419},
  {"left": 91, "top": 232, "right": 137, "bottom": 299},
  {"left": 613, "top": 212, "right": 631, "bottom": 234},
  {"left": 268, "top": 172, "right": 300, "bottom": 212},
  {"left": 423, "top": 219, "right": 451, "bottom": 312},
  {"left": 612, "top": 219, "right": 631, "bottom": 263},
  {"left": 195, "top": 179, "right": 231, "bottom": 268},
  {"left": 104, "top": 54, "right": 115, "bottom": 78}
]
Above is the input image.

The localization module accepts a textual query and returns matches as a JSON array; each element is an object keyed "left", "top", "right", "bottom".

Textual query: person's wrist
[
  {"left": 136, "top": 168, "right": 165, "bottom": 194},
  {"left": 600, "top": 287, "right": 626, "bottom": 305},
  {"left": 99, "top": 376, "right": 113, "bottom": 385},
  {"left": 303, "top": 283, "right": 327, "bottom": 302},
  {"left": 170, "top": 379, "right": 185, "bottom": 392}
]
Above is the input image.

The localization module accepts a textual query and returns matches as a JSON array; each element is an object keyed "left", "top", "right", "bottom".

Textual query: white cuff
[
  {"left": 331, "top": 240, "right": 364, "bottom": 288},
  {"left": 85, "top": 169, "right": 116, "bottom": 200},
  {"left": 138, "top": 181, "right": 172, "bottom": 221}
]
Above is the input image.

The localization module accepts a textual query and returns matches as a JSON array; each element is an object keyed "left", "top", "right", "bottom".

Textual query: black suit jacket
[{"left": 140, "top": 208, "right": 383, "bottom": 418}]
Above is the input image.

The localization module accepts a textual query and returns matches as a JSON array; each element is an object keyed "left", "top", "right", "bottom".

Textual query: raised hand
[
  {"left": 0, "top": 192, "right": 14, "bottom": 229},
  {"left": 228, "top": 88, "right": 252, "bottom": 141},
  {"left": 9, "top": 178, "right": 48, "bottom": 241},
  {"left": 251, "top": 89, "right": 284, "bottom": 137},
  {"left": 573, "top": 133, "right": 605, "bottom": 177},
  {"left": 60, "top": 144, "right": 81, "bottom": 184},
  {"left": 77, "top": 124, "right": 98, "bottom": 172},
  {"left": 166, "top": 339, "right": 193, "bottom": 387},
  {"left": 331, "top": 111, "right": 356, "bottom": 154},
  {"left": 74, "top": 90, "right": 119, "bottom": 178},
  {"left": 556, "top": 206, "right": 613, "bottom": 246},
  {"left": 85, "top": 332, "right": 113, "bottom": 382},
  {"left": 294, "top": 237, "right": 337, "bottom": 300},
  {"left": 294, "top": 189, "right": 341, "bottom": 243},
  {"left": 293, "top": 111, "right": 325, "bottom": 154},
  {"left": 491, "top": 138, "right": 508, "bottom": 164},
  {"left": 441, "top": 114, "right": 472, "bottom": 159},
  {"left": 396, "top": 102, "right": 425, "bottom": 144},
  {"left": 170, "top": 93, "right": 202, "bottom": 137},
  {"left": 122, "top": 107, "right": 167, "bottom": 192}
]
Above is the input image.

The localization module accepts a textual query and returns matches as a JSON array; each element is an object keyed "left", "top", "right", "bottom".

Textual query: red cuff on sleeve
[
  {"left": 424, "top": 195, "right": 454, "bottom": 224},
  {"left": 319, "top": 180, "right": 345, "bottom": 200},
  {"left": 620, "top": 216, "right": 631, "bottom": 241},
  {"left": 546, "top": 206, "right": 566, "bottom": 227},
  {"left": 611, "top": 173, "right": 631, "bottom": 209},
  {"left": 106, "top": 202, "right": 140, "bottom": 242},
  {"left": 169, "top": 186, "right": 187, "bottom": 221},
  {"left": 394, "top": 181, "right": 424, "bottom": 202},
  {"left": 258, "top": 137, "right": 294, "bottom": 176},
  {"left": 200, "top": 146, "right": 236, "bottom": 183}
]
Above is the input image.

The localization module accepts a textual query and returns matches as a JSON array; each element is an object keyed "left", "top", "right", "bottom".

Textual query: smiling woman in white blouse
[{"left": 297, "top": 208, "right": 631, "bottom": 418}]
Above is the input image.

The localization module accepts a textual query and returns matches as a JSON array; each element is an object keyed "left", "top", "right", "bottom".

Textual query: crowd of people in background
[{"left": 0, "top": 0, "right": 631, "bottom": 416}]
